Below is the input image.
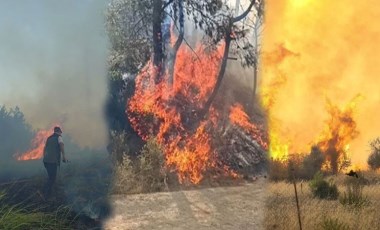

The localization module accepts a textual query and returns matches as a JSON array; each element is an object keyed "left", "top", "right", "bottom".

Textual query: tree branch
[{"left": 232, "top": 0, "right": 256, "bottom": 23}]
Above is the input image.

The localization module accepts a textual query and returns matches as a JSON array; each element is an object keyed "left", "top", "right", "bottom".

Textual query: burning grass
[{"left": 265, "top": 172, "right": 380, "bottom": 229}]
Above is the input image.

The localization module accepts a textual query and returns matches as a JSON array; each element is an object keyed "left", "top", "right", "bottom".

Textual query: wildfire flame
[
  {"left": 316, "top": 96, "right": 361, "bottom": 172},
  {"left": 229, "top": 104, "right": 268, "bottom": 150},
  {"left": 16, "top": 125, "right": 59, "bottom": 161},
  {"left": 128, "top": 41, "right": 267, "bottom": 183},
  {"left": 261, "top": 0, "right": 380, "bottom": 167}
]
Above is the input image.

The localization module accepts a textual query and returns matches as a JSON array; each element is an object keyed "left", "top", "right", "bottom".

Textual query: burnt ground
[{"left": 103, "top": 177, "right": 267, "bottom": 230}]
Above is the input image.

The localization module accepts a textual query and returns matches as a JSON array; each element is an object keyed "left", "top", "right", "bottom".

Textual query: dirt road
[{"left": 104, "top": 178, "right": 266, "bottom": 230}]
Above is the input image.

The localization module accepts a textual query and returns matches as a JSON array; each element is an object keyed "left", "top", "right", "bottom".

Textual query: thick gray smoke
[{"left": 0, "top": 0, "right": 109, "bottom": 148}]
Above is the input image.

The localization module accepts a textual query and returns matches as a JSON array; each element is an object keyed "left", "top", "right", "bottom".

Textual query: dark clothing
[
  {"left": 44, "top": 162, "right": 58, "bottom": 198},
  {"left": 43, "top": 133, "right": 62, "bottom": 199},
  {"left": 43, "top": 133, "right": 61, "bottom": 165}
]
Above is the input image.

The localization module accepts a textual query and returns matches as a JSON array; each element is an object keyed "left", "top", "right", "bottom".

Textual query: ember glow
[
  {"left": 128, "top": 42, "right": 267, "bottom": 184},
  {"left": 16, "top": 125, "right": 58, "bottom": 161},
  {"left": 261, "top": 0, "right": 380, "bottom": 167}
]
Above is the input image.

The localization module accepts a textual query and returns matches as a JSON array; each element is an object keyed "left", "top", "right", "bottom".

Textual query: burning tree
[
  {"left": 317, "top": 97, "right": 360, "bottom": 174},
  {"left": 106, "top": 0, "right": 267, "bottom": 184}
]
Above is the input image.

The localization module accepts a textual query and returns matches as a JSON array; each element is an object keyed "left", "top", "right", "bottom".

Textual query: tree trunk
[
  {"left": 153, "top": 0, "right": 164, "bottom": 82},
  {"left": 252, "top": 61, "right": 257, "bottom": 102},
  {"left": 168, "top": 0, "right": 184, "bottom": 86},
  {"left": 201, "top": 24, "right": 232, "bottom": 118}
]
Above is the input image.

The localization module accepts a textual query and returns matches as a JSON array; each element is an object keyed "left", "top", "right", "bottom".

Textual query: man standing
[{"left": 42, "top": 126, "right": 67, "bottom": 199}]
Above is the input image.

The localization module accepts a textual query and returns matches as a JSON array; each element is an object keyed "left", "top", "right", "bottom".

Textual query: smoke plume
[{"left": 0, "top": 0, "right": 109, "bottom": 148}]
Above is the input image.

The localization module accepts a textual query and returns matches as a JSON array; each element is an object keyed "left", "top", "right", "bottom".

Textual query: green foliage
[
  {"left": 0, "top": 105, "right": 34, "bottom": 162},
  {"left": 339, "top": 176, "right": 370, "bottom": 208},
  {"left": 106, "top": 0, "right": 152, "bottom": 74},
  {"left": 367, "top": 138, "right": 380, "bottom": 170},
  {"left": 309, "top": 172, "right": 339, "bottom": 200},
  {"left": 0, "top": 191, "right": 72, "bottom": 230},
  {"left": 319, "top": 217, "right": 350, "bottom": 230}
]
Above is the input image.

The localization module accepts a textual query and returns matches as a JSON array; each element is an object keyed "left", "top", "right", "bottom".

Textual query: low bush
[
  {"left": 309, "top": 172, "right": 339, "bottom": 200},
  {"left": 112, "top": 138, "right": 167, "bottom": 194},
  {"left": 339, "top": 176, "right": 369, "bottom": 208},
  {"left": 319, "top": 217, "right": 350, "bottom": 230}
]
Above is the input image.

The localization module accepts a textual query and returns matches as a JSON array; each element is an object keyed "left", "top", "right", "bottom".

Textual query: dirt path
[{"left": 104, "top": 178, "right": 266, "bottom": 230}]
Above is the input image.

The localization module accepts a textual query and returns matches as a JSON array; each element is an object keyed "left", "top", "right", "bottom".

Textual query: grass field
[{"left": 265, "top": 173, "right": 380, "bottom": 230}]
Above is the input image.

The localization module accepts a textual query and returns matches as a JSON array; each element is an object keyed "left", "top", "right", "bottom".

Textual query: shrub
[
  {"left": 339, "top": 176, "right": 369, "bottom": 208},
  {"left": 367, "top": 138, "right": 380, "bottom": 170},
  {"left": 301, "top": 146, "right": 325, "bottom": 179},
  {"left": 269, "top": 158, "right": 288, "bottom": 181},
  {"left": 109, "top": 131, "right": 130, "bottom": 163},
  {"left": 137, "top": 138, "right": 166, "bottom": 192},
  {"left": 112, "top": 154, "right": 140, "bottom": 194},
  {"left": 112, "top": 138, "right": 166, "bottom": 194},
  {"left": 319, "top": 217, "right": 350, "bottom": 230},
  {"left": 309, "top": 172, "right": 339, "bottom": 200}
]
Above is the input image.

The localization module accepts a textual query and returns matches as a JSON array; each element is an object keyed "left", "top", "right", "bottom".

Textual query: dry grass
[
  {"left": 265, "top": 173, "right": 380, "bottom": 230},
  {"left": 112, "top": 138, "right": 167, "bottom": 194}
]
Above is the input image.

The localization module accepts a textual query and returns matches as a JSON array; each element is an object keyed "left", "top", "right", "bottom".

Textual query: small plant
[
  {"left": 319, "top": 217, "right": 350, "bottom": 230},
  {"left": 138, "top": 138, "right": 166, "bottom": 192},
  {"left": 112, "top": 138, "right": 167, "bottom": 194},
  {"left": 309, "top": 172, "right": 339, "bottom": 200},
  {"left": 339, "top": 176, "right": 369, "bottom": 208}
]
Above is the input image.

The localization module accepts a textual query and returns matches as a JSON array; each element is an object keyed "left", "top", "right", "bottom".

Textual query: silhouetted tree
[
  {"left": 368, "top": 138, "right": 380, "bottom": 170},
  {"left": 0, "top": 106, "right": 34, "bottom": 160}
]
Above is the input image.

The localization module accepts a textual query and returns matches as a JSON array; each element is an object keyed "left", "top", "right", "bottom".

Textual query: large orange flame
[
  {"left": 128, "top": 44, "right": 224, "bottom": 184},
  {"left": 128, "top": 41, "right": 267, "bottom": 183},
  {"left": 261, "top": 0, "right": 380, "bottom": 168},
  {"left": 316, "top": 96, "right": 361, "bottom": 172},
  {"left": 229, "top": 104, "right": 268, "bottom": 150}
]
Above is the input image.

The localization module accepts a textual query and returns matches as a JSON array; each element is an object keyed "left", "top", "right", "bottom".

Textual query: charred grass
[{"left": 265, "top": 172, "right": 380, "bottom": 230}]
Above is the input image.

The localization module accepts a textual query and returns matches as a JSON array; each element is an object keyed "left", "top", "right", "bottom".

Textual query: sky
[{"left": 0, "top": 0, "right": 109, "bottom": 147}]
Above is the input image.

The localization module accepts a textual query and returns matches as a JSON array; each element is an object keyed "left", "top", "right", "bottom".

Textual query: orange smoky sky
[{"left": 260, "top": 0, "right": 380, "bottom": 167}]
